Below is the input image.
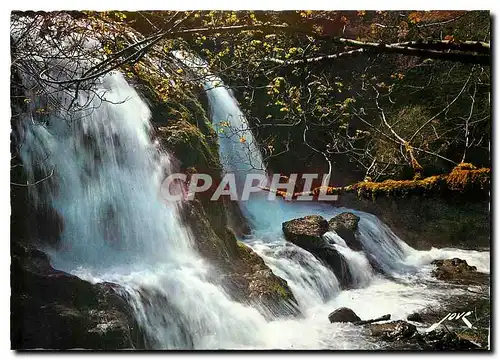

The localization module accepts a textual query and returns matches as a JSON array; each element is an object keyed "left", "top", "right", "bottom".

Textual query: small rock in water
[
  {"left": 369, "top": 320, "right": 416, "bottom": 340},
  {"left": 431, "top": 257, "right": 478, "bottom": 281},
  {"left": 407, "top": 312, "right": 422, "bottom": 322},
  {"left": 328, "top": 307, "right": 361, "bottom": 323}
]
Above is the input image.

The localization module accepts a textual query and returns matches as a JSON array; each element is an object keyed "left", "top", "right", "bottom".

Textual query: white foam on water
[{"left": 324, "top": 231, "right": 374, "bottom": 288}]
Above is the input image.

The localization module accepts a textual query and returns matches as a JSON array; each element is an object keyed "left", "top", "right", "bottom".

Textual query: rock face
[
  {"left": 220, "top": 241, "right": 299, "bottom": 318},
  {"left": 11, "top": 242, "right": 145, "bottom": 349},
  {"left": 328, "top": 212, "right": 362, "bottom": 251},
  {"left": 282, "top": 215, "right": 353, "bottom": 287},
  {"left": 328, "top": 307, "right": 361, "bottom": 323},
  {"left": 369, "top": 320, "right": 416, "bottom": 341},
  {"left": 179, "top": 197, "right": 299, "bottom": 318},
  {"left": 431, "top": 258, "right": 481, "bottom": 283},
  {"left": 282, "top": 215, "right": 329, "bottom": 250}
]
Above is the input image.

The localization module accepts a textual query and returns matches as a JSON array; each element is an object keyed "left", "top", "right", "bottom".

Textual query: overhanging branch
[{"left": 266, "top": 38, "right": 490, "bottom": 66}]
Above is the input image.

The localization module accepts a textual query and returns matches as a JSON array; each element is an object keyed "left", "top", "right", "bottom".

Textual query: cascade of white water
[
  {"left": 19, "top": 68, "right": 278, "bottom": 349},
  {"left": 323, "top": 231, "right": 373, "bottom": 288},
  {"left": 15, "top": 24, "right": 490, "bottom": 349},
  {"left": 13, "top": 22, "right": 281, "bottom": 349},
  {"left": 180, "top": 52, "right": 345, "bottom": 312}
]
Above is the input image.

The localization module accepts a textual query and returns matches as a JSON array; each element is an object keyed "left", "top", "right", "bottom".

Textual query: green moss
[
  {"left": 236, "top": 240, "right": 247, "bottom": 249},
  {"left": 446, "top": 164, "right": 490, "bottom": 192},
  {"left": 157, "top": 120, "right": 221, "bottom": 175},
  {"left": 268, "top": 164, "right": 490, "bottom": 203},
  {"left": 324, "top": 166, "right": 489, "bottom": 200},
  {"left": 235, "top": 240, "right": 259, "bottom": 262},
  {"left": 353, "top": 175, "right": 444, "bottom": 199},
  {"left": 273, "top": 283, "right": 290, "bottom": 300}
]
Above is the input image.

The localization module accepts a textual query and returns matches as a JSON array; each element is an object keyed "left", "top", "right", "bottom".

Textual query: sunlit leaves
[
  {"left": 298, "top": 10, "right": 313, "bottom": 18},
  {"left": 408, "top": 12, "right": 422, "bottom": 24},
  {"left": 120, "top": 9, "right": 490, "bottom": 178},
  {"left": 390, "top": 73, "right": 405, "bottom": 80}
]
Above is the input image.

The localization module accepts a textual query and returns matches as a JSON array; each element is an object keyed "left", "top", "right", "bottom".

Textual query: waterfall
[
  {"left": 15, "top": 28, "right": 276, "bottom": 348},
  {"left": 192, "top": 56, "right": 344, "bottom": 312},
  {"left": 323, "top": 231, "right": 373, "bottom": 288},
  {"left": 15, "top": 30, "right": 490, "bottom": 348}
]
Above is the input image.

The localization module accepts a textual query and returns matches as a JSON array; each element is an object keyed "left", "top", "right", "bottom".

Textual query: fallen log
[
  {"left": 353, "top": 314, "right": 391, "bottom": 326},
  {"left": 260, "top": 163, "right": 490, "bottom": 201}
]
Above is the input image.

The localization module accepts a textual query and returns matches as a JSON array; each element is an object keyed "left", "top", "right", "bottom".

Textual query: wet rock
[
  {"left": 328, "top": 212, "right": 362, "bottom": 251},
  {"left": 316, "top": 246, "right": 353, "bottom": 287},
  {"left": 328, "top": 307, "right": 361, "bottom": 323},
  {"left": 369, "top": 320, "right": 416, "bottom": 340},
  {"left": 282, "top": 215, "right": 353, "bottom": 287},
  {"left": 181, "top": 192, "right": 299, "bottom": 318},
  {"left": 11, "top": 242, "right": 145, "bottom": 349},
  {"left": 282, "top": 215, "right": 329, "bottom": 251},
  {"left": 224, "top": 198, "right": 252, "bottom": 237},
  {"left": 407, "top": 312, "right": 423, "bottom": 322},
  {"left": 220, "top": 241, "right": 300, "bottom": 319},
  {"left": 431, "top": 258, "right": 479, "bottom": 282}
]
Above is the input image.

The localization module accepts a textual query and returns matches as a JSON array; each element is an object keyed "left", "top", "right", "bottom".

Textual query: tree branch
[{"left": 265, "top": 38, "right": 490, "bottom": 66}]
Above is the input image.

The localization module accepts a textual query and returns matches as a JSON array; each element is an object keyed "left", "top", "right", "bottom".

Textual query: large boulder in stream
[
  {"left": 11, "top": 242, "right": 145, "bottom": 349},
  {"left": 282, "top": 215, "right": 353, "bottom": 287},
  {"left": 328, "top": 212, "right": 362, "bottom": 251},
  {"left": 282, "top": 215, "right": 329, "bottom": 250},
  {"left": 328, "top": 307, "right": 361, "bottom": 323}
]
